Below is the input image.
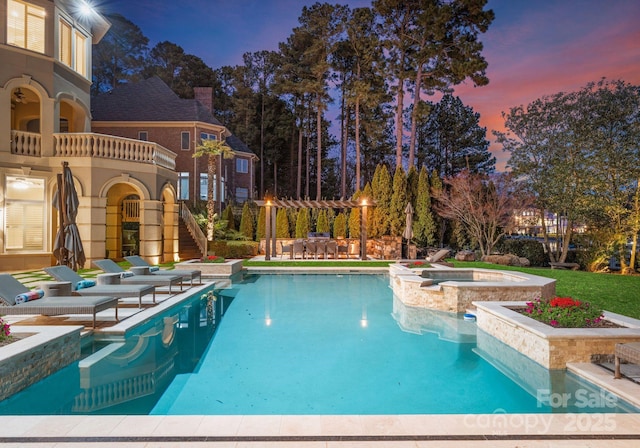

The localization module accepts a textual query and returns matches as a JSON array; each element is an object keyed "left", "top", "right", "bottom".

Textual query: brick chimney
[{"left": 194, "top": 87, "right": 213, "bottom": 113}]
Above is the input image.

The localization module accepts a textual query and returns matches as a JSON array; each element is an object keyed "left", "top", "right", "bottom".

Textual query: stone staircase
[{"left": 178, "top": 217, "right": 203, "bottom": 261}]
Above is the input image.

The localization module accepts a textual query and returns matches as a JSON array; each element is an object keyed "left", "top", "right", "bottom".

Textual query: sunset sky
[{"left": 107, "top": 0, "right": 640, "bottom": 170}]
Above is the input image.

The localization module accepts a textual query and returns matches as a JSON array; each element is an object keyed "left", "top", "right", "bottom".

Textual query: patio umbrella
[
  {"left": 402, "top": 202, "right": 414, "bottom": 240},
  {"left": 53, "top": 162, "right": 86, "bottom": 271}
]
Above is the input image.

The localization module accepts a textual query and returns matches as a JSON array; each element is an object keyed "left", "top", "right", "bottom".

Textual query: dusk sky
[{"left": 105, "top": 0, "right": 640, "bottom": 170}]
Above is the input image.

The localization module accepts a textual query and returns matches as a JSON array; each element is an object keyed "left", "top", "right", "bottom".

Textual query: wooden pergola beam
[{"left": 254, "top": 199, "right": 374, "bottom": 209}]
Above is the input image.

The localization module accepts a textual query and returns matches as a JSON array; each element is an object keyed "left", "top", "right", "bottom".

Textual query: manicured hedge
[{"left": 208, "top": 240, "right": 258, "bottom": 258}]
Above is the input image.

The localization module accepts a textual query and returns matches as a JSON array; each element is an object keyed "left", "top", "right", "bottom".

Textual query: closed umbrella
[
  {"left": 53, "top": 162, "right": 86, "bottom": 271},
  {"left": 402, "top": 202, "right": 414, "bottom": 240}
]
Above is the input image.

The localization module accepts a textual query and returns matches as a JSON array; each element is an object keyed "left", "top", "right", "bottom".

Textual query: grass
[{"left": 451, "top": 260, "right": 640, "bottom": 319}]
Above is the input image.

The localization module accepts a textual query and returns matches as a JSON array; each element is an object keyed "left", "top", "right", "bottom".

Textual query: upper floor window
[
  {"left": 7, "top": 0, "right": 46, "bottom": 54},
  {"left": 58, "top": 18, "right": 88, "bottom": 77},
  {"left": 236, "top": 158, "right": 248, "bottom": 174},
  {"left": 181, "top": 131, "right": 190, "bottom": 150},
  {"left": 200, "top": 132, "right": 217, "bottom": 142},
  {"left": 138, "top": 131, "right": 148, "bottom": 141}
]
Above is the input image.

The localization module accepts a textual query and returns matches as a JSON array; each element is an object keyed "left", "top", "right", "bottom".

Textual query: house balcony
[{"left": 10, "top": 130, "right": 176, "bottom": 170}]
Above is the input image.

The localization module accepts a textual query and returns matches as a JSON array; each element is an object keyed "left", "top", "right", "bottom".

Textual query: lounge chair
[
  {"left": 426, "top": 249, "right": 451, "bottom": 263},
  {"left": 0, "top": 274, "right": 118, "bottom": 328},
  {"left": 124, "top": 255, "right": 201, "bottom": 286},
  {"left": 92, "top": 259, "right": 183, "bottom": 294},
  {"left": 44, "top": 265, "right": 156, "bottom": 308}
]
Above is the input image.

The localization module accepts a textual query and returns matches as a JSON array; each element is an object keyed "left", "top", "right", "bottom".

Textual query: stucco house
[
  {"left": 0, "top": 0, "right": 182, "bottom": 270},
  {"left": 91, "top": 77, "right": 257, "bottom": 212}
]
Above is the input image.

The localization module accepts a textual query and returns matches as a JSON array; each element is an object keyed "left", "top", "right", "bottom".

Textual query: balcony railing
[
  {"left": 10, "top": 130, "right": 177, "bottom": 170},
  {"left": 11, "top": 130, "right": 42, "bottom": 157},
  {"left": 53, "top": 133, "right": 176, "bottom": 170}
]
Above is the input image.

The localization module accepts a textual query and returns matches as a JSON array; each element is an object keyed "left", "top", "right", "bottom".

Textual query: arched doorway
[
  {"left": 105, "top": 183, "right": 142, "bottom": 259},
  {"left": 121, "top": 194, "right": 140, "bottom": 256}
]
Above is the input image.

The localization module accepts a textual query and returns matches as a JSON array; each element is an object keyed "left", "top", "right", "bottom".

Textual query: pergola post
[
  {"left": 360, "top": 199, "right": 368, "bottom": 260},
  {"left": 271, "top": 205, "right": 277, "bottom": 256},
  {"left": 265, "top": 200, "right": 271, "bottom": 260}
]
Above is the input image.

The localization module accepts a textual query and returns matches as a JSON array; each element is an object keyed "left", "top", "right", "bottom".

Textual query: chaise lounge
[
  {"left": 124, "top": 255, "right": 201, "bottom": 286},
  {"left": 44, "top": 265, "right": 156, "bottom": 308},
  {"left": 0, "top": 274, "right": 118, "bottom": 328},
  {"left": 92, "top": 259, "right": 183, "bottom": 294}
]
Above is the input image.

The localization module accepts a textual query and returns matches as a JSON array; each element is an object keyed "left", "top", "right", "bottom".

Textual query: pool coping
[{"left": 0, "top": 413, "right": 639, "bottom": 445}]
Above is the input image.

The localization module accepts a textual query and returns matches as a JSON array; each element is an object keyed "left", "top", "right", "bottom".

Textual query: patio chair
[
  {"left": 44, "top": 265, "right": 156, "bottom": 308},
  {"left": 347, "top": 241, "right": 360, "bottom": 259},
  {"left": 326, "top": 240, "right": 338, "bottom": 259},
  {"left": 124, "top": 255, "right": 201, "bottom": 286},
  {"left": 279, "top": 242, "right": 292, "bottom": 259},
  {"left": 314, "top": 240, "right": 327, "bottom": 259},
  {"left": 305, "top": 240, "right": 318, "bottom": 259},
  {"left": 0, "top": 274, "right": 118, "bottom": 328},
  {"left": 92, "top": 259, "right": 183, "bottom": 294},
  {"left": 292, "top": 240, "right": 305, "bottom": 259}
]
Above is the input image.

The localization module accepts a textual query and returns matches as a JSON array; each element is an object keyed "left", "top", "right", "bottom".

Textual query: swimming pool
[{"left": 0, "top": 273, "right": 637, "bottom": 415}]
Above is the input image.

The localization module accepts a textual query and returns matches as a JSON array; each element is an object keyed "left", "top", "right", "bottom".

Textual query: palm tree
[{"left": 193, "top": 138, "right": 234, "bottom": 241}]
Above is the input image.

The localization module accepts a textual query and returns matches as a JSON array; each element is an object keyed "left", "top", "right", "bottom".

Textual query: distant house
[{"left": 91, "top": 77, "right": 257, "bottom": 213}]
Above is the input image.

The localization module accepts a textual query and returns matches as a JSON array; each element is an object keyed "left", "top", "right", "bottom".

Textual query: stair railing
[{"left": 179, "top": 202, "right": 207, "bottom": 258}]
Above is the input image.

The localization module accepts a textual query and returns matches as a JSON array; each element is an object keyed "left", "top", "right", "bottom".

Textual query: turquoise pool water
[{"left": 0, "top": 273, "right": 637, "bottom": 415}]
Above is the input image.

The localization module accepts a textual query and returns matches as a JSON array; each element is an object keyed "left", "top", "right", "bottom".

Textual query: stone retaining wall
[
  {"left": 0, "top": 326, "right": 82, "bottom": 401},
  {"left": 474, "top": 301, "right": 640, "bottom": 369}
]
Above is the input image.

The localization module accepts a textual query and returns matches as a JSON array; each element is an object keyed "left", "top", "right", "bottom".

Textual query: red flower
[{"left": 550, "top": 297, "right": 580, "bottom": 308}]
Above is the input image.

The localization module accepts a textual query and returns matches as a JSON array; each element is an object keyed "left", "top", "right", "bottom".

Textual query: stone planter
[
  {"left": 389, "top": 265, "right": 556, "bottom": 313},
  {"left": 0, "top": 326, "right": 82, "bottom": 401},
  {"left": 474, "top": 301, "right": 640, "bottom": 369},
  {"left": 176, "top": 259, "right": 243, "bottom": 277}
]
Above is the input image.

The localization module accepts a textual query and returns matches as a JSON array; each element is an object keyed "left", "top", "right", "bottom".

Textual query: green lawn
[{"left": 451, "top": 261, "right": 640, "bottom": 319}]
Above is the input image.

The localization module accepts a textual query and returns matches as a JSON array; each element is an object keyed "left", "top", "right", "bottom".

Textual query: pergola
[{"left": 254, "top": 198, "right": 372, "bottom": 260}]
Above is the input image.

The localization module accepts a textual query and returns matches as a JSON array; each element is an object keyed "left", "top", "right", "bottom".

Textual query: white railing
[
  {"left": 180, "top": 202, "right": 207, "bottom": 257},
  {"left": 53, "top": 133, "right": 176, "bottom": 170},
  {"left": 10, "top": 130, "right": 41, "bottom": 157}
]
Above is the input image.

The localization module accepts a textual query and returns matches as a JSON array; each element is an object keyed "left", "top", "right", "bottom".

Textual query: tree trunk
[
  {"left": 316, "top": 96, "right": 323, "bottom": 200},
  {"left": 297, "top": 122, "right": 303, "bottom": 199},
  {"left": 395, "top": 79, "right": 405, "bottom": 169},
  {"left": 207, "top": 155, "right": 216, "bottom": 241},
  {"left": 540, "top": 208, "right": 555, "bottom": 263},
  {"left": 355, "top": 96, "right": 361, "bottom": 192},
  {"left": 408, "top": 65, "right": 423, "bottom": 169},
  {"left": 260, "top": 93, "right": 265, "bottom": 198},
  {"left": 627, "top": 179, "right": 640, "bottom": 273},
  {"left": 340, "top": 80, "right": 347, "bottom": 199},
  {"left": 558, "top": 218, "right": 573, "bottom": 263}
]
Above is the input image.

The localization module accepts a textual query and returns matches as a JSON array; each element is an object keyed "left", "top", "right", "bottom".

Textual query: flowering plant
[
  {"left": 406, "top": 261, "right": 426, "bottom": 269},
  {"left": 524, "top": 297, "right": 604, "bottom": 328},
  {"left": 200, "top": 255, "right": 225, "bottom": 264},
  {"left": 0, "top": 317, "right": 11, "bottom": 341}
]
